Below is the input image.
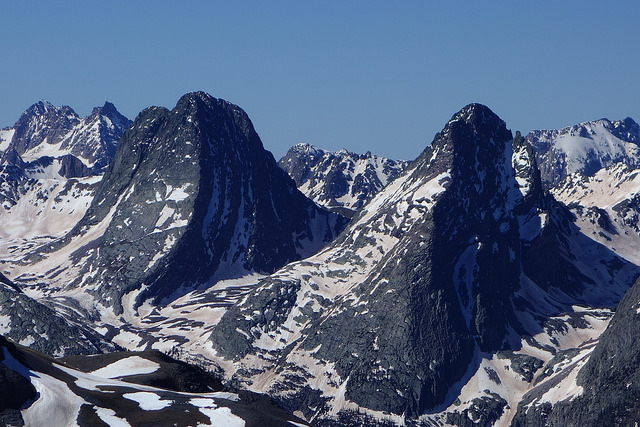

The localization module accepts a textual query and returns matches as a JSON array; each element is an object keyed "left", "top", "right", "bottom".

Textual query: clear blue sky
[{"left": 1, "top": 1, "right": 638, "bottom": 160}]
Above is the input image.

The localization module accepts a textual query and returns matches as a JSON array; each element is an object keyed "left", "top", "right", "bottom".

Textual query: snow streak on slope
[
  {"left": 0, "top": 129, "right": 15, "bottom": 152},
  {"left": 0, "top": 173, "right": 99, "bottom": 240}
]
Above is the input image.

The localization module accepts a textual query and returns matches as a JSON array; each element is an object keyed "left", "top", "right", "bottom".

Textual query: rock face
[
  {"left": 527, "top": 117, "right": 640, "bottom": 187},
  {"left": 278, "top": 143, "right": 408, "bottom": 217},
  {"left": 0, "top": 336, "right": 37, "bottom": 427},
  {"left": 26, "top": 92, "right": 348, "bottom": 314}
]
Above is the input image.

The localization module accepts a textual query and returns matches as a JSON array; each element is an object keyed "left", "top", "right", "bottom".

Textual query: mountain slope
[
  {"left": 512, "top": 273, "right": 640, "bottom": 426},
  {"left": 0, "top": 100, "right": 130, "bottom": 251},
  {"left": 0, "top": 273, "right": 113, "bottom": 357},
  {"left": 278, "top": 143, "right": 408, "bottom": 217},
  {"left": 13, "top": 92, "right": 348, "bottom": 317}
]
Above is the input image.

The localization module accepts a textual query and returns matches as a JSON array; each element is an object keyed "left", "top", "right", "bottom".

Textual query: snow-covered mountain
[
  {"left": 0, "top": 100, "right": 131, "bottom": 251},
  {"left": 527, "top": 117, "right": 640, "bottom": 187},
  {"left": 210, "top": 104, "right": 640, "bottom": 424},
  {"left": 278, "top": 143, "right": 408, "bottom": 217},
  {"left": 2, "top": 100, "right": 131, "bottom": 172}
]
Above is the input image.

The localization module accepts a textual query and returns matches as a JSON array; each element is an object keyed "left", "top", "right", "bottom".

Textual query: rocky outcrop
[
  {"left": 0, "top": 336, "right": 37, "bottom": 427},
  {"left": 0, "top": 278, "right": 114, "bottom": 357}
]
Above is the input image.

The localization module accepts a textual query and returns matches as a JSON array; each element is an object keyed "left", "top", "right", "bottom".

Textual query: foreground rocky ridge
[{"left": 0, "top": 334, "right": 305, "bottom": 426}]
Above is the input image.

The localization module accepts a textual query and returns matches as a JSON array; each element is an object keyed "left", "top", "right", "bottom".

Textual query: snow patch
[
  {"left": 88, "top": 356, "right": 160, "bottom": 378},
  {"left": 123, "top": 392, "right": 172, "bottom": 410}
]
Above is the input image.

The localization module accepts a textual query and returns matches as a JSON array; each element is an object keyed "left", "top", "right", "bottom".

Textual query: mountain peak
[
  {"left": 17, "top": 100, "right": 78, "bottom": 123},
  {"left": 527, "top": 115, "right": 640, "bottom": 186},
  {"left": 27, "top": 100, "right": 57, "bottom": 115},
  {"left": 448, "top": 103, "right": 505, "bottom": 128},
  {"left": 90, "top": 101, "right": 118, "bottom": 116}
]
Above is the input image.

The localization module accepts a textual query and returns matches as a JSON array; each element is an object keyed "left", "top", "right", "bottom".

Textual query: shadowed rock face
[
  {"left": 39, "top": 92, "right": 347, "bottom": 314},
  {"left": 0, "top": 337, "right": 37, "bottom": 427}
]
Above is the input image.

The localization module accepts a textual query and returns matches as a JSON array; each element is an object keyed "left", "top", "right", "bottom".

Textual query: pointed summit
[{"left": 62, "top": 101, "right": 132, "bottom": 170}]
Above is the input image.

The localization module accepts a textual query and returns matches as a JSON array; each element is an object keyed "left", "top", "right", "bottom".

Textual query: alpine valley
[{"left": 1, "top": 92, "right": 640, "bottom": 427}]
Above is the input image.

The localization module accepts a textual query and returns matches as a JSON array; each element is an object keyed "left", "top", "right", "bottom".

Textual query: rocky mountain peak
[
  {"left": 440, "top": 103, "right": 512, "bottom": 154},
  {"left": 1, "top": 99, "right": 131, "bottom": 175},
  {"left": 278, "top": 142, "right": 408, "bottom": 217},
  {"left": 91, "top": 101, "right": 117, "bottom": 116},
  {"left": 611, "top": 116, "right": 640, "bottom": 143},
  {"left": 10, "top": 101, "right": 81, "bottom": 155},
  {"left": 25, "top": 92, "right": 347, "bottom": 315},
  {"left": 62, "top": 100, "right": 132, "bottom": 171}
]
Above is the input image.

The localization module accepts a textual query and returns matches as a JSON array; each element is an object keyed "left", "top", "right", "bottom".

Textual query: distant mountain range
[
  {"left": 1, "top": 93, "right": 640, "bottom": 426},
  {"left": 278, "top": 143, "right": 408, "bottom": 217}
]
